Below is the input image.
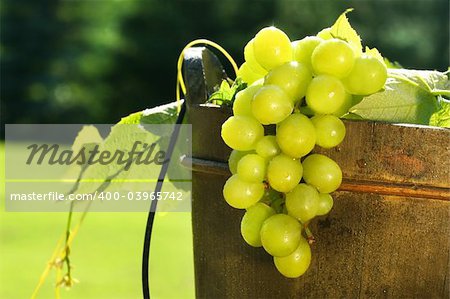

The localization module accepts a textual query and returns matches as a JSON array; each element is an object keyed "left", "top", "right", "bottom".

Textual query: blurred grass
[{"left": 0, "top": 142, "right": 195, "bottom": 299}]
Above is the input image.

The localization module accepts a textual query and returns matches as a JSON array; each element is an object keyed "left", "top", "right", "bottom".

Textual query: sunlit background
[
  {"left": 1, "top": 0, "right": 448, "bottom": 128},
  {"left": 1, "top": 0, "right": 449, "bottom": 298}
]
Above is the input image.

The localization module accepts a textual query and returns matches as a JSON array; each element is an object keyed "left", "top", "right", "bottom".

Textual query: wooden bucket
[{"left": 183, "top": 48, "right": 450, "bottom": 298}]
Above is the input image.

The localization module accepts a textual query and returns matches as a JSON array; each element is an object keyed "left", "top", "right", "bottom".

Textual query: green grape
[
  {"left": 276, "top": 113, "right": 316, "bottom": 158},
  {"left": 332, "top": 93, "right": 353, "bottom": 117},
  {"left": 221, "top": 116, "right": 264, "bottom": 151},
  {"left": 223, "top": 174, "right": 265, "bottom": 209},
  {"left": 274, "top": 237, "right": 311, "bottom": 278},
  {"left": 237, "top": 153, "right": 267, "bottom": 183},
  {"left": 244, "top": 39, "right": 268, "bottom": 76},
  {"left": 238, "top": 62, "right": 265, "bottom": 85},
  {"left": 267, "top": 154, "right": 303, "bottom": 193},
  {"left": 255, "top": 135, "right": 281, "bottom": 159},
  {"left": 260, "top": 214, "right": 301, "bottom": 257},
  {"left": 241, "top": 202, "right": 276, "bottom": 247},
  {"left": 305, "top": 75, "right": 348, "bottom": 115},
  {"left": 311, "top": 38, "right": 355, "bottom": 78},
  {"left": 302, "top": 154, "right": 342, "bottom": 193},
  {"left": 285, "top": 183, "right": 320, "bottom": 223},
  {"left": 233, "top": 84, "right": 262, "bottom": 116},
  {"left": 264, "top": 61, "right": 312, "bottom": 103},
  {"left": 317, "top": 193, "right": 334, "bottom": 216},
  {"left": 316, "top": 27, "right": 333, "bottom": 39},
  {"left": 253, "top": 26, "right": 293, "bottom": 71},
  {"left": 292, "top": 36, "right": 323, "bottom": 71},
  {"left": 228, "top": 150, "right": 252, "bottom": 174},
  {"left": 343, "top": 55, "right": 387, "bottom": 95},
  {"left": 311, "top": 115, "right": 346, "bottom": 149},
  {"left": 252, "top": 85, "right": 293, "bottom": 125}
]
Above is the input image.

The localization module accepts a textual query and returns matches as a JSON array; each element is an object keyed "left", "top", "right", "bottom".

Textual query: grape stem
[{"left": 304, "top": 225, "right": 316, "bottom": 244}]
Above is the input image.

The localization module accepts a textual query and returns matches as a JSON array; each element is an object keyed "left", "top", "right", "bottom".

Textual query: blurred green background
[
  {"left": 0, "top": 143, "right": 195, "bottom": 298},
  {"left": 1, "top": 0, "right": 448, "bottom": 127},
  {"left": 0, "top": 0, "right": 449, "bottom": 298}
]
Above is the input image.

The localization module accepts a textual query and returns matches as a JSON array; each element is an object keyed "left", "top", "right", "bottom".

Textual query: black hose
[{"left": 142, "top": 101, "right": 187, "bottom": 299}]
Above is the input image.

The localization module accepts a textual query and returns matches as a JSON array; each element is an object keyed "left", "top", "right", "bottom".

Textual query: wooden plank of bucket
[{"left": 187, "top": 104, "right": 450, "bottom": 298}]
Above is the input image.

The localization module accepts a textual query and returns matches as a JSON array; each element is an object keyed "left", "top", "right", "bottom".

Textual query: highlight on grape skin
[
  {"left": 236, "top": 153, "right": 267, "bottom": 183},
  {"left": 252, "top": 26, "right": 293, "bottom": 71},
  {"left": 233, "top": 85, "right": 262, "bottom": 116},
  {"left": 311, "top": 114, "right": 346, "bottom": 149},
  {"left": 251, "top": 85, "right": 294, "bottom": 125},
  {"left": 285, "top": 183, "right": 320, "bottom": 224},
  {"left": 267, "top": 154, "right": 303, "bottom": 193},
  {"left": 221, "top": 115, "right": 264, "bottom": 151},
  {"left": 316, "top": 193, "right": 334, "bottom": 216},
  {"left": 222, "top": 174, "right": 265, "bottom": 209},
  {"left": 241, "top": 203, "right": 276, "bottom": 247},
  {"left": 292, "top": 36, "right": 323, "bottom": 71},
  {"left": 311, "top": 38, "right": 356, "bottom": 79},
  {"left": 244, "top": 39, "right": 268, "bottom": 76},
  {"left": 305, "top": 75, "right": 348, "bottom": 115},
  {"left": 255, "top": 135, "right": 281, "bottom": 159},
  {"left": 228, "top": 149, "right": 253, "bottom": 175},
  {"left": 264, "top": 61, "right": 312, "bottom": 103},
  {"left": 260, "top": 213, "right": 302, "bottom": 257},
  {"left": 274, "top": 237, "right": 312, "bottom": 278},
  {"left": 343, "top": 54, "right": 388, "bottom": 95},
  {"left": 302, "top": 154, "right": 343, "bottom": 194},
  {"left": 276, "top": 113, "right": 316, "bottom": 158}
]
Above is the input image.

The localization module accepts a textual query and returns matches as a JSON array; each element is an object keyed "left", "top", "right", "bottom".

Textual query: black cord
[{"left": 142, "top": 101, "right": 187, "bottom": 299}]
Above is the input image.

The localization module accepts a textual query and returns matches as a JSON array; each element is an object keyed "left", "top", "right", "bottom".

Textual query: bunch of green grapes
[{"left": 221, "top": 26, "right": 387, "bottom": 278}]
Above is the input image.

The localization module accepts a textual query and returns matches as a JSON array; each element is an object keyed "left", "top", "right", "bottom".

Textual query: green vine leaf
[
  {"left": 62, "top": 125, "right": 104, "bottom": 180},
  {"left": 208, "top": 78, "right": 247, "bottom": 106},
  {"left": 364, "top": 46, "right": 384, "bottom": 63},
  {"left": 69, "top": 101, "right": 186, "bottom": 196},
  {"left": 349, "top": 69, "right": 449, "bottom": 125},
  {"left": 71, "top": 125, "right": 104, "bottom": 155},
  {"left": 118, "top": 101, "right": 180, "bottom": 125},
  {"left": 429, "top": 99, "right": 450, "bottom": 128},
  {"left": 329, "top": 8, "right": 362, "bottom": 55}
]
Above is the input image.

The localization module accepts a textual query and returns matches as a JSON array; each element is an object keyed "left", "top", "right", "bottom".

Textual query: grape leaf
[
  {"left": 62, "top": 125, "right": 104, "bottom": 182},
  {"left": 118, "top": 111, "right": 143, "bottom": 125},
  {"left": 208, "top": 78, "right": 247, "bottom": 106},
  {"left": 384, "top": 58, "right": 402, "bottom": 69},
  {"left": 387, "top": 68, "right": 449, "bottom": 91},
  {"left": 118, "top": 101, "right": 180, "bottom": 125},
  {"left": 68, "top": 100, "right": 189, "bottom": 200},
  {"left": 341, "top": 112, "right": 364, "bottom": 120},
  {"left": 73, "top": 121, "right": 162, "bottom": 195},
  {"left": 71, "top": 125, "right": 104, "bottom": 155},
  {"left": 208, "top": 80, "right": 233, "bottom": 105},
  {"left": 364, "top": 46, "right": 384, "bottom": 63},
  {"left": 429, "top": 100, "right": 450, "bottom": 128},
  {"left": 329, "top": 8, "right": 363, "bottom": 55},
  {"left": 349, "top": 69, "right": 448, "bottom": 125}
]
